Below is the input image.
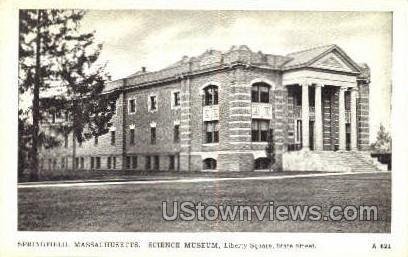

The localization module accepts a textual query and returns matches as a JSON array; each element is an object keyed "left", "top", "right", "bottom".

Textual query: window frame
[
  {"left": 171, "top": 90, "right": 181, "bottom": 109},
  {"left": 204, "top": 121, "right": 219, "bottom": 144},
  {"left": 173, "top": 124, "right": 180, "bottom": 143},
  {"left": 111, "top": 131, "right": 116, "bottom": 145},
  {"left": 153, "top": 155, "right": 159, "bottom": 170},
  {"left": 169, "top": 155, "right": 175, "bottom": 170},
  {"left": 251, "top": 119, "right": 270, "bottom": 142},
  {"left": 203, "top": 85, "right": 219, "bottom": 106},
  {"left": 131, "top": 156, "right": 137, "bottom": 169},
  {"left": 128, "top": 98, "right": 137, "bottom": 114},
  {"left": 130, "top": 128, "right": 135, "bottom": 145},
  {"left": 203, "top": 158, "right": 217, "bottom": 170},
  {"left": 107, "top": 156, "right": 112, "bottom": 169},
  {"left": 251, "top": 83, "right": 270, "bottom": 103},
  {"left": 95, "top": 157, "right": 101, "bottom": 169},
  {"left": 145, "top": 156, "right": 151, "bottom": 170},
  {"left": 150, "top": 127, "right": 156, "bottom": 144},
  {"left": 148, "top": 94, "right": 158, "bottom": 112}
]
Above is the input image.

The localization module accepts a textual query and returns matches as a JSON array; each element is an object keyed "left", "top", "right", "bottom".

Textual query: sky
[{"left": 75, "top": 10, "right": 393, "bottom": 142}]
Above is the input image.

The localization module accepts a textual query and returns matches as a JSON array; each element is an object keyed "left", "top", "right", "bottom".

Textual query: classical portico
[
  {"left": 285, "top": 82, "right": 358, "bottom": 152},
  {"left": 282, "top": 46, "right": 363, "bottom": 152}
]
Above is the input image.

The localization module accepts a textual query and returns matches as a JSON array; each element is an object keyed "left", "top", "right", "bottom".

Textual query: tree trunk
[{"left": 30, "top": 10, "right": 42, "bottom": 181}]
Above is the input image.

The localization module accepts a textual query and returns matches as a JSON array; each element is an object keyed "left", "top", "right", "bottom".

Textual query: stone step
[{"left": 283, "top": 150, "right": 383, "bottom": 172}]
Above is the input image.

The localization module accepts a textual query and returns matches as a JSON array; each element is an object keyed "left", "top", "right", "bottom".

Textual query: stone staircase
[{"left": 282, "top": 150, "right": 388, "bottom": 172}]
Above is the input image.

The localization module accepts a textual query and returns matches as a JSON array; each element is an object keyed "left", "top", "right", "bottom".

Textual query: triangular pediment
[{"left": 309, "top": 50, "right": 360, "bottom": 73}]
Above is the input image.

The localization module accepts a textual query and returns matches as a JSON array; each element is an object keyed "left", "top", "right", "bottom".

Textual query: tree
[
  {"left": 265, "top": 128, "right": 275, "bottom": 172},
  {"left": 18, "top": 10, "right": 119, "bottom": 181},
  {"left": 371, "top": 124, "right": 391, "bottom": 153}
]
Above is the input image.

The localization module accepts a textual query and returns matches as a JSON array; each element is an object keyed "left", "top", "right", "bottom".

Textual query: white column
[
  {"left": 301, "top": 82, "right": 310, "bottom": 150},
  {"left": 350, "top": 88, "right": 358, "bottom": 150},
  {"left": 314, "top": 84, "right": 323, "bottom": 150},
  {"left": 338, "top": 86, "right": 346, "bottom": 151}
]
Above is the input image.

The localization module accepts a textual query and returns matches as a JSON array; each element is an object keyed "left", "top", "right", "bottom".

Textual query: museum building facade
[{"left": 40, "top": 44, "right": 380, "bottom": 172}]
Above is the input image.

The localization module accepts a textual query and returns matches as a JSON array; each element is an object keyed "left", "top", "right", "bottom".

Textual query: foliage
[
  {"left": 18, "top": 10, "right": 119, "bottom": 180},
  {"left": 265, "top": 128, "right": 275, "bottom": 172},
  {"left": 371, "top": 124, "right": 391, "bottom": 153}
]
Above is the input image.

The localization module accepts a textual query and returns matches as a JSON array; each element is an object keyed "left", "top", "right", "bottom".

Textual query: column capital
[
  {"left": 300, "top": 80, "right": 313, "bottom": 87},
  {"left": 314, "top": 83, "right": 324, "bottom": 88},
  {"left": 339, "top": 86, "right": 348, "bottom": 91}
]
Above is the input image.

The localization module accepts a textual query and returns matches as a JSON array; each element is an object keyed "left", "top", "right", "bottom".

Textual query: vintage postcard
[{"left": 1, "top": 0, "right": 407, "bottom": 256}]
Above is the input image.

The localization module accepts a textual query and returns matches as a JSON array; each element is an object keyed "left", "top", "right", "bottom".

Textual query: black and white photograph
[{"left": 1, "top": 1, "right": 407, "bottom": 257}]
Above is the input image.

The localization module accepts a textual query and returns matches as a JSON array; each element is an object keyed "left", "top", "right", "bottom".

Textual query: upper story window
[
  {"left": 171, "top": 91, "right": 181, "bottom": 109},
  {"left": 174, "top": 124, "right": 180, "bottom": 143},
  {"left": 148, "top": 95, "right": 158, "bottom": 112},
  {"left": 111, "top": 131, "right": 116, "bottom": 145},
  {"left": 151, "top": 127, "right": 156, "bottom": 144},
  {"left": 94, "top": 135, "right": 98, "bottom": 145},
  {"left": 64, "top": 134, "right": 68, "bottom": 148},
  {"left": 203, "top": 85, "right": 218, "bottom": 106},
  {"left": 130, "top": 128, "right": 135, "bottom": 145},
  {"left": 251, "top": 83, "right": 270, "bottom": 103},
  {"left": 129, "top": 98, "right": 136, "bottom": 114}
]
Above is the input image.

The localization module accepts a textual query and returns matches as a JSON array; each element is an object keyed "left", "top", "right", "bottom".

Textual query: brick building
[{"left": 40, "top": 44, "right": 385, "bottom": 173}]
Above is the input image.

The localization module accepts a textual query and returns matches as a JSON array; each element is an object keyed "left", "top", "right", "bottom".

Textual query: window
[
  {"left": 172, "top": 91, "right": 181, "bottom": 108},
  {"left": 252, "top": 119, "right": 269, "bottom": 142},
  {"left": 64, "top": 134, "right": 68, "bottom": 148},
  {"left": 254, "top": 158, "right": 271, "bottom": 170},
  {"left": 173, "top": 125, "right": 180, "bottom": 143},
  {"left": 107, "top": 157, "right": 112, "bottom": 169},
  {"left": 61, "top": 157, "right": 65, "bottom": 169},
  {"left": 113, "top": 157, "right": 116, "bottom": 169},
  {"left": 56, "top": 111, "right": 62, "bottom": 119},
  {"left": 203, "top": 158, "right": 217, "bottom": 170},
  {"left": 91, "top": 157, "right": 95, "bottom": 169},
  {"left": 111, "top": 131, "right": 116, "bottom": 145},
  {"left": 80, "top": 157, "right": 84, "bottom": 169},
  {"left": 204, "top": 121, "right": 219, "bottom": 143},
  {"left": 296, "top": 120, "right": 302, "bottom": 143},
  {"left": 94, "top": 135, "right": 98, "bottom": 145},
  {"left": 75, "top": 157, "right": 79, "bottom": 169},
  {"left": 129, "top": 99, "right": 136, "bottom": 113},
  {"left": 203, "top": 85, "right": 218, "bottom": 106},
  {"left": 132, "top": 156, "right": 137, "bottom": 169},
  {"left": 95, "top": 157, "right": 101, "bottom": 169},
  {"left": 345, "top": 91, "right": 351, "bottom": 111},
  {"left": 126, "top": 156, "right": 131, "bottom": 169},
  {"left": 151, "top": 127, "right": 156, "bottom": 144},
  {"left": 153, "top": 156, "right": 159, "bottom": 170},
  {"left": 145, "top": 156, "right": 151, "bottom": 170},
  {"left": 65, "top": 111, "right": 69, "bottom": 122},
  {"left": 130, "top": 128, "right": 135, "bottom": 145},
  {"left": 251, "top": 83, "right": 270, "bottom": 103},
  {"left": 169, "top": 155, "right": 175, "bottom": 170},
  {"left": 149, "top": 95, "right": 157, "bottom": 111}
]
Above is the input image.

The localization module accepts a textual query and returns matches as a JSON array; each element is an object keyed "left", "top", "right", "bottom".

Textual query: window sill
[
  {"left": 202, "top": 143, "right": 219, "bottom": 146},
  {"left": 202, "top": 169, "right": 218, "bottom": 172},
  {"left": 252, "top": 142, "right": 268, "bottom": 144}
]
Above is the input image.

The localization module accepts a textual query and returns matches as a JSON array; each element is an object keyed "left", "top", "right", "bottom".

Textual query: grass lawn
[{"left": 18, "top": 172, "right": 391, "bottom": 232}]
